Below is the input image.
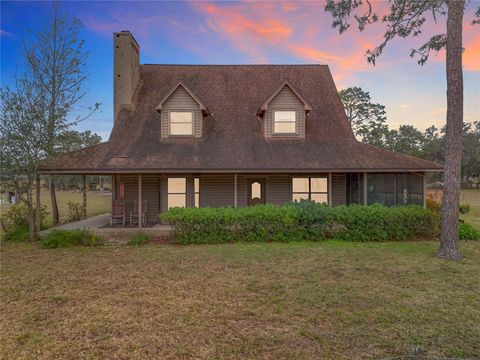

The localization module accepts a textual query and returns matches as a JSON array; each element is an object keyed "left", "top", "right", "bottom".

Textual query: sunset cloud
[
  {"left": 191, "top": 1, "right": 390, "bottom": 83},
  {"left": 39, "top": 0, "right": 476, "bottom": 132}
]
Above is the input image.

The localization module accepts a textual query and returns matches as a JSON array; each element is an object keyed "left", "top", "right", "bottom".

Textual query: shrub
[
  {"left": 0, "top": 203, "right": 48, "bottom": 241},
  {"left": 160, "top": 203, "right": 440, "bottom": 244},
  {"left": 128, "top": 232, "right": 150, "bottom": 246},
  {"left": 4, "top": 223, "right": 30, "bottom": 242},
  {"left": 234, "top": 205, "right": 300, "bottom": 242},
  {"left": 459, "top": 222, "right": 480, "bottom": 240},
  {"left": 160, "top": 205, "right": 300, "bottom": 244},
  {"left": 66, "top": 201, "right": 86, "bottom": 222},
  {"left": 42, "top": 230, "right": 103, "bottom": 248},
  {"left": 426, "top": 198, "right": 442, "bottom": 213},
  {"left": 288, "top": 200, "right": 334, "bottom": 240},
  {"left": 161, "top": 207, "right": 236, "bottom": 244}
]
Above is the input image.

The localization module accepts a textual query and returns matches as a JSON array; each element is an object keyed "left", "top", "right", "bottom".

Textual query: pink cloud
[
  {"left": 191, "top": 1, "right": 479, "bottom": 82},
  {"left": 191, "top": 1, "right": 394, "bottom": 83}
]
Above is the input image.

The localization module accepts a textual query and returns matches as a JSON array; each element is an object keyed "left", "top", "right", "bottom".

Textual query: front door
[{"left": 247, "top": 178, "right": 266, "bottom": 206}]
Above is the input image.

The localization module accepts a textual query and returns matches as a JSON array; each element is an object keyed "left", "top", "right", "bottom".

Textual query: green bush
[
  {"left": 4, "top": 223, "right": 30, "bottom": 242},
  {"left": 336, "top": 204, "right": 439, "bottom": 241},
  {"left": 160, "top": 202, "right": 440, "bottom": 244},
  {"left": 66, "top": 201, "right": 86, "bottom": 222},
  {"left": 128, "top": 232, "right": 150, "bottom": 246},
  {"left": 160, "top": 205, "right": 300, "bottom": 244},
  {"left": 459, "top": 222, "right": 480, "bottom": 240},
  {"left": 0, "top": 203, "right": 48, "bottom": 241},
  {"left": 288, "top": 200, "right": 334, "bottom": 240},
  {"left": 42, "top": 230, "right": 103, "bottom": 248}
]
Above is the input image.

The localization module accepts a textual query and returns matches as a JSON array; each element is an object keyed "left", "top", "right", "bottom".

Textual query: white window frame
[
  {"left": 273, "top": 110, "right": 297, "bottom": 135},
  {"left": 291, "top": 177, "right": 329, "bottom": 204},
  {"left": 167, "top": 177, "right": 187, "bottom": 209},
  {"left": 194, "top": 177, "right": 200, "bottom": 208},
  {"left": 169, "top": 111, "right": 194, "bottom": 136}
]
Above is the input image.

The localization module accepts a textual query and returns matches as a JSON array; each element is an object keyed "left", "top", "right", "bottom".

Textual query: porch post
[
  {"left": 82, "top": 175, "right": 87, "bottom": 220},
  {"left": 328, "top": 173, "right": 333, "bottom": 206},
  {"left": 35, "top": 174, "right": 41, "bottom": 238},
  {"left": 423, "top": 173, "right": 427, "bottom": 208},
  {"left": 363, "top": 172, "right": 368, "bottom": 205},
  {"left": 234, "top": 173, "right": 238, "bottom": 208},
  {"left": 138, "top": 174, "right": 142, "bottom": 228}
]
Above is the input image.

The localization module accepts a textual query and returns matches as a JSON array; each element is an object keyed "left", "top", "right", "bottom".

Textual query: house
[{"left": 41, "top": 31, "right": 442, "bottom": 227}]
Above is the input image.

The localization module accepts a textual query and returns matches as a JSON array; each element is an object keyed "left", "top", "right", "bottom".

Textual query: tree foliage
[
  {"left": 339, "top": 86, "right": 479, "bottom": 183},
  {"left": 338, "top": 86, "right": 388, "bottom": 145},
  {"left": 0, "top": 80, "right": 47, "bottom": 240},
  {"left": 22, "top": 2, "right": 100, "bottom": 224},
  {"left": 56, "top": 130, "right": 102, "bottom": 154},
  {"left": 325, "top": 0, "right": 479, "bottom": 259}
]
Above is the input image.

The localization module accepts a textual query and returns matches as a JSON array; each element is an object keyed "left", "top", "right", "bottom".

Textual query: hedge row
[
  {"left": 42, "top": 230, "right": 103, "bottom": 248},
  {"left": 159, "top": 201, "right": 440, "bottom": 244}
]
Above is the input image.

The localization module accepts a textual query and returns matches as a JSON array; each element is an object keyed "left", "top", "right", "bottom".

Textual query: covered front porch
[
  {"left": 36, "top": 171, "right": 427, "bottom": 233},
  {"left": 109, "top": 171, "right": 427, "bottom": 228}
]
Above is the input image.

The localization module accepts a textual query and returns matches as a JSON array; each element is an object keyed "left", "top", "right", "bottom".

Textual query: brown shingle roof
[{"left": 41, "top": 64, "right": 442, "bottom": 173}]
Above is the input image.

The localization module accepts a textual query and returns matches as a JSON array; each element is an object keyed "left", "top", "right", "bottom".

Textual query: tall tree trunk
[
  {"left": 439, "top": 0, "right": 464, "bottom": 260},
  {"left": 35, "top": 173, "right": 41, "bottom": 240},
  {"left": 82, "top": 175, "right": 87, "bottom": 220},
  {"left": 27, "top": 189, "right": 35, "bottom": 242},
  {"left": 49, "top": 176, "right": 60, "bottom": 225}
]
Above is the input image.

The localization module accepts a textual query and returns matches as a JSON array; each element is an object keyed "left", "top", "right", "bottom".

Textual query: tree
[
  {"left": 54, "top": 130, "right": 102, "bottom": 192},
  {"left": 0, "top": 80, "right": 47, "bottom": 240},
  {"left": 338, "top": 86, "right": 388, "bottom": 145},
  {"left": 461, "top": 121, "right": 480, "bottom": 183},
  {"left": 325, "top": 0, "right": 477, "bottom": 260},
  {"left": 23, "top": 3, "right": 99, "bottom": 225},
  {"left": 56, "top": 130, "right": 102, "bottom": 154},
  {"left": 383, "top": 125, "right": 427, "bottom": 158}
]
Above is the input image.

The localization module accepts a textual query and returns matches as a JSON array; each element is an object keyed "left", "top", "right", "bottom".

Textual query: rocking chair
[
  {"left": 130, "top": 200, "right": 147, "bottom": 226},
  {"left": 110, "top": 199, "right": 126, "bottom": 226}
]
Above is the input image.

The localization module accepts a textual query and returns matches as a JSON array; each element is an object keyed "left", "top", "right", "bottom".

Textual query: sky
[{"left": 1, "top": 0, "right": 479, "bottom": 140}]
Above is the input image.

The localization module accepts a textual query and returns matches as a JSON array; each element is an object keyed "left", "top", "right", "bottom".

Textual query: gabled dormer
[
  {"left": 156, "top": 81, "right": 209, "bottom": 138},
  {"left": 257, "top": 81, "right": 312, "bottom": 138}
]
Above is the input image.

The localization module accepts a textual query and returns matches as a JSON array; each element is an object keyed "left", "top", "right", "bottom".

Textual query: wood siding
[
  {"left": 266, "top": 175, "right": 291, "bottom": 205},
  {"left": 114, "top": 173, "right": 351, "bottom": 223},
  {"left": 265, "top": 86, "right": 306, "bottom": 138},
  {"left": 120, "top": 175, "right": 160, "bottom": 222},
  {"left": 199, "top": 175, "right": 235, "bottom": 207},
  {"left": 161, "top": 86, "right": 202, "bottom": 138},
  {"left": 331, "top": 173, "right": 347, "bottom": 206}
]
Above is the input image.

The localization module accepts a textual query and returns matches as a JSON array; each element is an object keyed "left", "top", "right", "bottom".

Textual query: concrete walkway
[
  {"left": 40, "top": 213, "right": 111, "bottom": 236},
  {"left": 39, "top": 213, "right": 172, "bottom": 244}
]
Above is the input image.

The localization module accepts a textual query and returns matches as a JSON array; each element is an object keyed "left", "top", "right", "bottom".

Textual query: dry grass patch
[{"left": 1, "top": 241, "right": 479, "bottom": 359}]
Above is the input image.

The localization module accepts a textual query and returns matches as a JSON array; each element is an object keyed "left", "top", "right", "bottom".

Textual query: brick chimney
[{"left": 113, "top": 31, "right": 139, "bottom": 123}]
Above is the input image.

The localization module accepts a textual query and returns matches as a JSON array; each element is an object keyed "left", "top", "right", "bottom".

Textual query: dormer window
[
  {"left": 156, "top": 81, "right": 209, "bottom": 138},
  {"left": 169, "top": 111, "right": 194, "bottom": 136},
  {"left": 257, "top": 81, "right": 311, "bottom": 138},
  {"left": 273, "top": 110, "right": 296, "bottom": 134}
]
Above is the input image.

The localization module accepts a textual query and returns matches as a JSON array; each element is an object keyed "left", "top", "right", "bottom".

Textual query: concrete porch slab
[{"left": 40, "top": 213, "right": 173, "bottom": 245}]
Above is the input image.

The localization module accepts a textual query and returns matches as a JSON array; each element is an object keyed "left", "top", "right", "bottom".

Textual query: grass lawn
[
  {"left": 460, "top": 189, "right": 480, "bottom": 229},
  {"left": 0, "top": 190, "right": 111, "bottom": 227},
  {"left": 1, "top": 240, "right": 479, "bottom": 359},
  {"left": 38, "top": 190, "right": 111, "bottom": 226}
]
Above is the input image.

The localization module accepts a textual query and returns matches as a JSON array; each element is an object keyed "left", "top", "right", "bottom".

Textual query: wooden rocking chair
[
  {"left": 130, "top": 200, "right": 147, "bottom": 226},
  {"left": 110, "top": 199, "right": 126, "bottom": 226}
]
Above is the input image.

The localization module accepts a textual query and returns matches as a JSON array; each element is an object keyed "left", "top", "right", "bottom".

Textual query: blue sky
[{"left": 1, "top": 1, "right": 479, "bottom": 140}]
